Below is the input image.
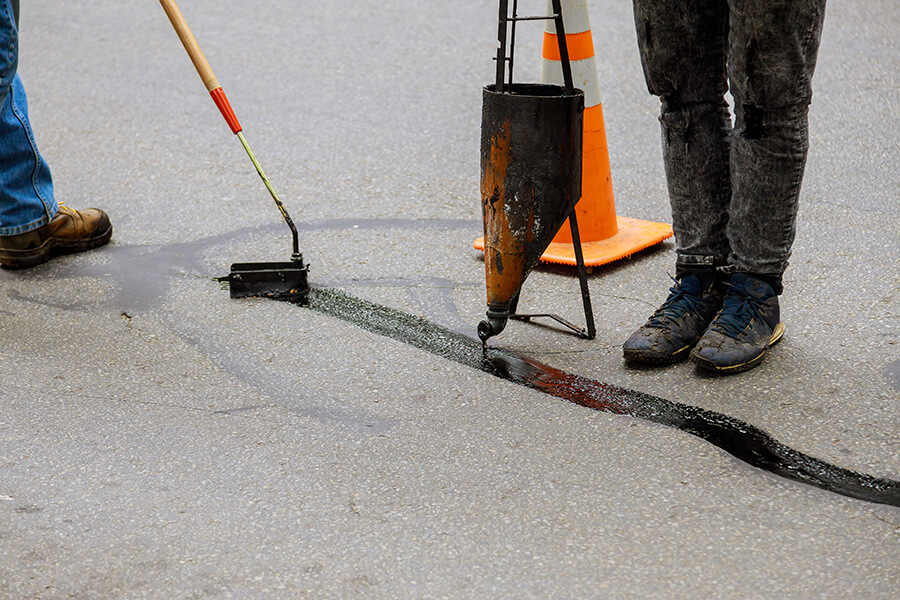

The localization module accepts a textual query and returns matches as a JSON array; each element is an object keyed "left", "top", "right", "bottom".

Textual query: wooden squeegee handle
[{"left": 159, "top": 0, "right": 242, "bottom": 134}]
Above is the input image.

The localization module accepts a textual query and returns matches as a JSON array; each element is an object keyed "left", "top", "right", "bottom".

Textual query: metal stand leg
[
  {"left": 569, "top": 211, "right": 596, "bottom": 339},
  {"left": 510, "top": 209, "right": 596, "bottom": 340}
]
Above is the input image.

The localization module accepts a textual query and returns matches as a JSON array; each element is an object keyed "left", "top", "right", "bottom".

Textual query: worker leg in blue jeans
[
  {"left": 0, "top": 0, "right": 57, "bottom": 236},
  {"left": 0, "top": 0, "right": 112, "bottom": 269}
]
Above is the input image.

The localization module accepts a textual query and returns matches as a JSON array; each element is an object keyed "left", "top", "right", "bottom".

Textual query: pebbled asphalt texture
[{"left": 1, "top": 1, "right": 897, "bottom": 598}]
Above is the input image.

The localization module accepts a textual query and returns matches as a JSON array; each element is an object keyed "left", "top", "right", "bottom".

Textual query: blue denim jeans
[
  {"left": 633, "top": 0, "right": 826, "bottom": 289},
  {"left": 0, "top": 0, "right": 57, "bottom": 236}
]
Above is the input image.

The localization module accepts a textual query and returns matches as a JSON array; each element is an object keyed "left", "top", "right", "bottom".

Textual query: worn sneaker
[
  {"left": 690, "top": 273, "right": 785, "bottom": 374},
  {"left": 623, "top": 274, "right": 724, "bottom": 364},
  {"left": 0, "top": 204, "right": 112, "bottom": 269}
]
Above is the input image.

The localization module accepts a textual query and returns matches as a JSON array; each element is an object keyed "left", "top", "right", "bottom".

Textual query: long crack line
[{"left": 299, "top": 286, "right": 900, "bottom": 508}]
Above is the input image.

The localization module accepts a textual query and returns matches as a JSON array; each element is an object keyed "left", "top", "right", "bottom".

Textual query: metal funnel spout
[{"left": 477, "top": 305, "right": 512, "bottom": 342}]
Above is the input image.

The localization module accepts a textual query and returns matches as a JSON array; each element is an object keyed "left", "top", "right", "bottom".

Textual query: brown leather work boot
[{"left": 0, "top": 204, "right": 112, "bottom": 269}]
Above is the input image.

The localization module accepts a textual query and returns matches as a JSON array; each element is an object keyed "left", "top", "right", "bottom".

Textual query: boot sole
[
  {"left": 691, "top": 322, "right": 786, "bottom": 375},
  {"left": 0, "top": 222, "right": 113, "bottom": 270},
  {"left": 624, "top": 342, "right": 694, "bottom": 365}
]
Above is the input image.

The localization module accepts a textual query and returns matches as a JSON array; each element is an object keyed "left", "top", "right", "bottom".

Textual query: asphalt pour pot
[{"left": 479, "top": 82, "right": 585, "bottom": 341}]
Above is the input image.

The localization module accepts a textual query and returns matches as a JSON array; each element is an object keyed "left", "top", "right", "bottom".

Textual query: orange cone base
[{"left": 474, "top": 216, "right": 673, "bottom": 268}]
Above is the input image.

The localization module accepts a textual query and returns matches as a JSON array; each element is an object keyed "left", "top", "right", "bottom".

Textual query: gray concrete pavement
[{"left": 1, "top": 1, "right": 897, "bottom": 598}]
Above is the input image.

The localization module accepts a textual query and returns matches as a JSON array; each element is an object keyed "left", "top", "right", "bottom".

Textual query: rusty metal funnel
[
  {"left": 479, "top": 83, "right": 584, "bottom": 341},
  {"left": 477, "top": 0, "right": 595, "bottom": 344}
]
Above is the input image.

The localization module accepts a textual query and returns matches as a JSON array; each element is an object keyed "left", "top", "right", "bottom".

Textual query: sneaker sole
[
  {"left": 624, "top": 342, "right": 694, "bottom": 365},
  {"left": 0, "top": 222, "right": 113, "bottom": 270},
  {"left": 691, "top": 322, "right": 786, "bottom": 375}
]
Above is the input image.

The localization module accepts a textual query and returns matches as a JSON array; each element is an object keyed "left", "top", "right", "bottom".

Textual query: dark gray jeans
[{"left": 633, "top": 0, "right": 826, "bottom": 290}]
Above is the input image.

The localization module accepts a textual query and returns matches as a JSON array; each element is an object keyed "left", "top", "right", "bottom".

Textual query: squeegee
[{"left": 159, "top": 0, "right": 309, "bottom": 304}]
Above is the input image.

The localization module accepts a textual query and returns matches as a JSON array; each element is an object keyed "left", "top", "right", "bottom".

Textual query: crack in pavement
[
  {"left": 302, "top": 286, "right": 900, "bottom": 508},
  {"left": 3, "top": 221, "right": 897, "bottom": 506}
]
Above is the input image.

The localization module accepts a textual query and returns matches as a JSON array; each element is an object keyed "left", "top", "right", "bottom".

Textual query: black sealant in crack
[
  {"left": 10, "top": 226, "right": 893, "bottom": 505},
  {"left": 300, "top": 286, "right": 900, "bottom": 508}
]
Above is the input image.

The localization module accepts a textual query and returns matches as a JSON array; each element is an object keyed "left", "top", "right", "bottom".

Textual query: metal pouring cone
[{"left": 479, "top": 83, "right": 584, "bottom": 339}]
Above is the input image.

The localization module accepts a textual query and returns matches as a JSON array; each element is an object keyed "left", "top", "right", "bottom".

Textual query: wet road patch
[{"left": 302, "top": 286, "right": 900, "bottom": 508}]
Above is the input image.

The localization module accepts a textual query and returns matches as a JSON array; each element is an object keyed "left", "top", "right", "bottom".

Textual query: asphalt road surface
[{"left": 1, "top": 1, "right": 897, "bottom": 598}]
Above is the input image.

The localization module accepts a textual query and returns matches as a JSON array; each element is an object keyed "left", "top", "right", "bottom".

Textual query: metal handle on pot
[{"left": 495, "top": 0, "right": 574, "bottom": 95}]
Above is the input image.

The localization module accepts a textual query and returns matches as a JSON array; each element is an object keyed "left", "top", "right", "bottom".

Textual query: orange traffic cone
[{"left": 475, "top": 0, "right": 672, "bottom": 267}]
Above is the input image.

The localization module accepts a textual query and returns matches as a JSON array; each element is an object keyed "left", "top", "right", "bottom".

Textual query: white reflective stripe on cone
[
  {"left": 544, "top": 0, "right": 592, "bottom": 35},
  {"left": 541, "top": 56, "right": 603, "bottom": 108}
]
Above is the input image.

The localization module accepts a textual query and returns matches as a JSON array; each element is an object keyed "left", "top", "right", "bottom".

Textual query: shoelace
[
  {"left": 646, "top": 276, "right": 704, "bottom": 328},
  {"left": 710, "top": 282, "right": 767, "bottom": 339}
]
